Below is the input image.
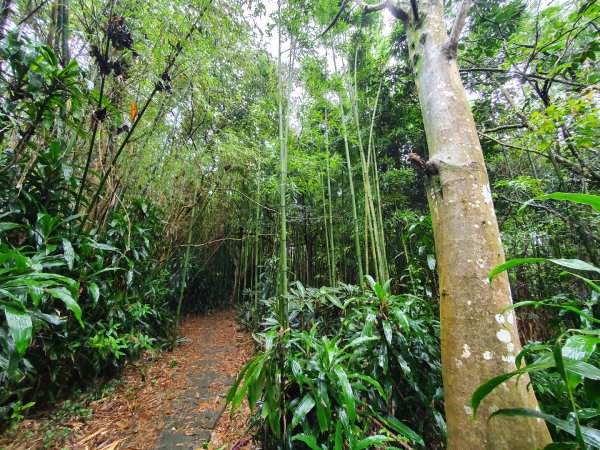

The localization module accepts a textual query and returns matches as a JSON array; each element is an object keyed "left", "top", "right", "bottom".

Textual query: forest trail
[{"left": 2, "top": 311, "right": 255, "bottom": 450}]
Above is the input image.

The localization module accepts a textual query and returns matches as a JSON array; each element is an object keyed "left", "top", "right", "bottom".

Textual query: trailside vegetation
[{"left": 1, "top": 0, "right": 599, "bottom": 448}]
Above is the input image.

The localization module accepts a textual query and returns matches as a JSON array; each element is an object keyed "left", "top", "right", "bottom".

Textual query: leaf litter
[{"left": 1, "top": 310, "right": 256, "bottom": 450}]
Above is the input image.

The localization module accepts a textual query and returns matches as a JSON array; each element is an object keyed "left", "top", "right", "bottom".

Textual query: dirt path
[{"left": 2, "top": 310, "right": 255, "bottom": 450}]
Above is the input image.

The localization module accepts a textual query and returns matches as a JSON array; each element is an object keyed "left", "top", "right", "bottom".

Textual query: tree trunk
[{"left": 403, "top": 1, "right": 552, "bottom": 448}]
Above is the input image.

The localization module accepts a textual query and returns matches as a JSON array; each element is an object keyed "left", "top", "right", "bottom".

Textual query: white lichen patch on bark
[
  {"left": 483, "top": 351, "right": 493, "bottom": 360},
  {"left": 496, "top": 329, "right": 512, "bottom": 343},
  {"left": 482, "top": 184, "right": 493, "bottom": 204},
  {"left": 495, "top": 314, "right": 506, "bottom": 324},
  {"left": 507, "top": 343, "right": 515, "bottom": 352},
  {"left": 507, "top": 311, "right": 515, "bottom": 325},
  {"left": 462, "top": 344, "right": 472, "bottom": 358},
  {"left": 464, "top": 405, "right": 473, "bottom": 416}
]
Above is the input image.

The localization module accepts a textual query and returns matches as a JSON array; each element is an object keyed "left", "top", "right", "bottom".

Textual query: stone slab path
[
  {"left": 156, "top": 318, "right": 241, "bottom": 449},
  {"left": 0, "top": 310, "right": 255, "bottom": 450}
]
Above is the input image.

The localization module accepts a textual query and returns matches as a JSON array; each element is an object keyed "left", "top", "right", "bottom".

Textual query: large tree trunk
[{"left": 403, "top": 1, "right": 552, "bottom": 448}]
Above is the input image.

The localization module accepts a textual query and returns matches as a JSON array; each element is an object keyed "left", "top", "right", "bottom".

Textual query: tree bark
[{"left": 401, "top": 1, "right": 552, "bottom": 448}]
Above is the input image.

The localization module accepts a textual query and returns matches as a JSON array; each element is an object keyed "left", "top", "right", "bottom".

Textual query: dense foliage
[{"left": 1, "top": 0, "right": 598, "bottom": 447}]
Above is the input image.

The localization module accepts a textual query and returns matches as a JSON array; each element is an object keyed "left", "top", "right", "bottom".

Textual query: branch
[
  {"left": 360, "top": 0, "right": 409, "bottom": 22},
  {"left": 409, "top": 0, "right": 418, "bottom": 21},
  {"left": 320, "top": 0, "right": 350, "bottom": 37},
  {"left": 460, "top": 67, "right": 589, "bottom": 89},
  {"left": 446, "top": 0, "right": 473, "bottom": 54},
  {"left": 360, "top": 0, "right": 387, "bottom": 13},
  {"left": 483, "top": 123, "right": 528, "bottom": 133}
]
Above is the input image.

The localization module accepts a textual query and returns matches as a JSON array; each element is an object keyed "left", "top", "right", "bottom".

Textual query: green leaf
[
  {"left": 566, "top": 360, "right": 600, "bottom": 381},
  {"left": 341, "top": 335, "right": 378, "bottom": 352},
  {"left": 25, "top": 280, "right": 44, "bottom": 308},
  {"left": 62, "top": 239, "right": 74, "bottom": 271},
  {"left": 333, "top": 365, "right": 355, "bottom": 423},
  {"left": 5, "top": 306, "right": 33, "bottom": 356},
  {"left": 0, "top": 222, "right": 20, "bottom": 234},
  {"left": 489, "top": 258, "right": 600, "bottom": 282},
  {"left": 373, "top": 413, "right": 424, "bottom": 445},
  {"left": 502, "top": 301, "right": 600, "bottom": 324},
  {"left": 349, "top": 372, "right": 386, "bottom": 400},
  {"left": 427, "top": 254, "right": 436, "bottom": 270},
  {"left": 89, "top": 282, "right": 100, "bottom": 305},
  {"left": 562, "top": 335, "right": 599, "bottom": 362},
  {"left": 354, "top": 435, "right": 392, "bottom": 449},
  {"left": 334, "top": 419, "right": 343, "bottom": 450},
  {"left": 365, "top": 275, "right": 377, "bottom": 291},
  {"left": 291, "top": 434, "right": 322, "bottom": 450},
  {"left": 471, "top": 360, "right": 556, "bottom": 417},
  {"left": 325, "top": 293, "right": 343, "bottom": 308},
  {"left": 530, "top": 193, "right": 600, "bottom": 213},
  {"left": 394, "top": 310, "right": 410, "bottom": 335},
  {"left": 291, "top": 394, "right": 315, "bottom": 428},
  {"left": 382, "top": 320, "right": 393, "bottom": 344},
  {"left": 490, "top": 408, "right": 600, "bottom": 448},
  {"left": 46, "top": 287, "right": 83, "bottom": 327}
]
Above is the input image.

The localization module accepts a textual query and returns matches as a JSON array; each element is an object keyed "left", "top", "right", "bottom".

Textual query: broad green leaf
[
  {"left": 490, "top": 258, "right": 600, "bottom": 282},
  {"left": 89, "top": 282, "right": 100, "bottom": 305},
  {"left": 228, "top": 359, "right": 253, "bottom": 407},
  {"left": 564, "top": 272, "right": 600, "bottom": 293},
  {"left": 490, "top": 408, "right": 600, "bottom": 448},
  {"left": 46, "top": 287, "right": 83, "bottom": 327},
  {"left": 471, "top": 360, "right": 556, "bottom": 417},
  {"left": 503, "top": 300, "right": 600, "bottom": 324},
  {"left": 365, "top": 275, "right": 377, "bottom": 291},
  {"left": 530, "top": 193, "right": 600, "bottom": 213},
  {"left": 383, "top": 320, "right": 393, "bottom": 344},
  {"left": 373, "top": 413, "right": 424, "bottom": 445},
  {"left": 334, "top": 419, "right": 343, "bottom": 450},
  {"left": 427, "top": 254, "right": 436, "bottom": 270},
  {"left": 62, "top": 239, "right": 74, "bottom": 271},
  {"left": 5, "top": 306, "right": 33, "bottom": 356},
  {"left": 291, "top": 393, "right": 315, "bottom": 428},
  {"left": 325, "top": 293, "right": 343, "bottom": 308},
  {"left": 0, "top": 222, "right": 20, "bottom": 234},
  {"left": 342, "top": 336, "right": 378, "bottom": 353},
  {"left": 566, "top": 360, "right": 600, "bottom": 381},
  {"left": 333, "top": 365, "right": 355, "bottom": 423},
  {"left": 291, "top": 434, "right": 322, "bottom": 450},
  {"left": 354, "top": 435, "right": 392, "bottom": 449},
  {"left": 25, "top": 280, "right": 44, "bottom": 308},
  {"left": 394, "top": 310, "right": 410, "bottom": 335},
  {"left": 349, "top": 373, "right": 386, "bottom": 400},
  {"left": 562, "top": 335, "right": 599, "bottom": 362}
]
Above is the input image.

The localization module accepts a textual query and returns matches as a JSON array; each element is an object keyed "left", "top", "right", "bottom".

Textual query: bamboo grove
[{"left": 1, "top": 0, "right": 599, "bottom": 448}]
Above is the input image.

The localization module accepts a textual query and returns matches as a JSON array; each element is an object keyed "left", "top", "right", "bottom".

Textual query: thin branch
[
  {"left": 446, "top": 0, "right": 473, "bottom": 52},
  {"left": 460, "top": 67, "right": 589, "bottom": 89},
  {"left": 214, "top": 188, "right": 276, "bottom": 212},
  {"left": 359, "top": 0, "right": 409, "bottom": 21},
  {"left": 16, "top": 0, "right": 51, "bottom": 27},
  {"left": 319, "top": 0, "right": 350, "bottom": 37},
  {"left": 409, "top": 0, "right": 418, "bottom": 21},
  {"left": 483, "top": 123, "right": 528, "bottom": 133}
]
